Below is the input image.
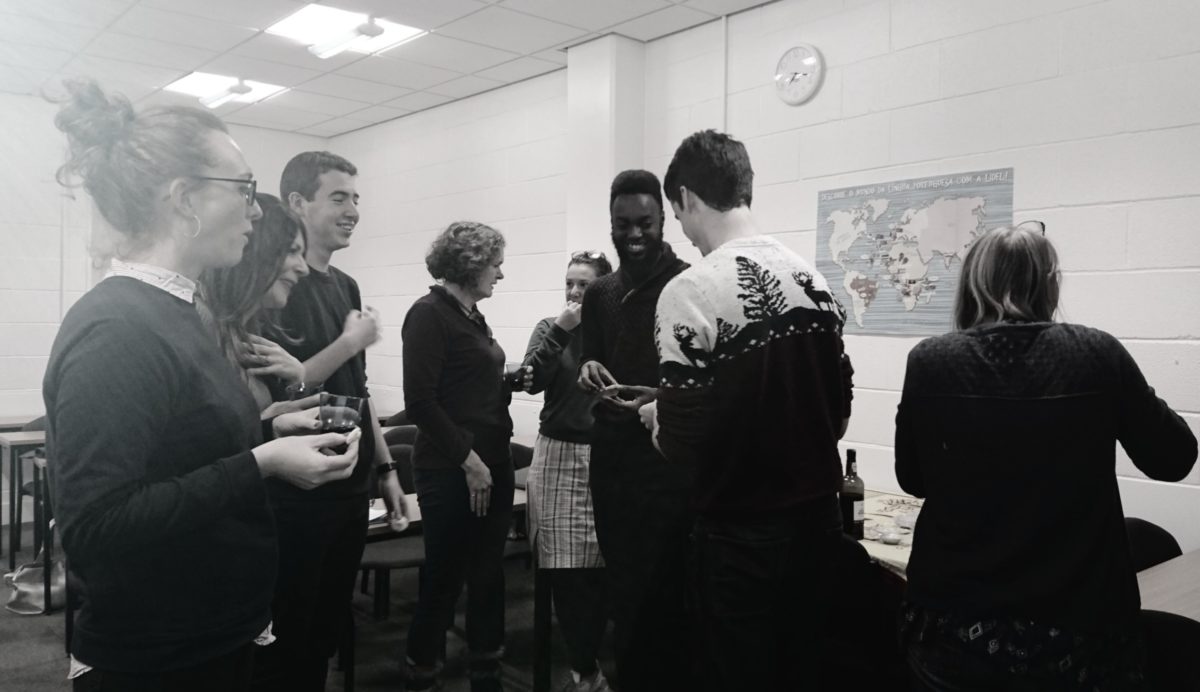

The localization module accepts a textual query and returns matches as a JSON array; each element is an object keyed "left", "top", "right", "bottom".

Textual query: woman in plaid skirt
[{"left": 522, "top": 251, "right": 614, "bottom": 692}]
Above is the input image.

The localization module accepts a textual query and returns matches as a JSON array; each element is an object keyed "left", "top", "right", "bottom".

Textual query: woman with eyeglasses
[
  {"left": 401, "top": 221, "right": 517, "bottom": 692},
  {"left": 521, "top": 251, "right": 614, "bottom": 692},
  {"left": 895, "top": 224, "right": 1196, "bottom": 691},
  {"left": 45, "top": 79, "right": 362, "bottom": 692},
  {"left": 198, "top": 193, "right": 314, "bottom": 416}
]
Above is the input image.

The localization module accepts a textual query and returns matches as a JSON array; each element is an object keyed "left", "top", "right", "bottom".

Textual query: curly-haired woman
[{"left": 401, "top": 221, "right": 518, "bottom": 692}]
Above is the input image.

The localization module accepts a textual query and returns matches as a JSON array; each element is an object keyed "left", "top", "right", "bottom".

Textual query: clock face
[{"left": 774, "top": 44, "right": 824, "bottom": 106}]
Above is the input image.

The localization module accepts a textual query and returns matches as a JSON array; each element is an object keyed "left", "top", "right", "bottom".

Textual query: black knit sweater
[
  {"left": 44, "top": 277, "right": 275, "bottom": 672},
  {"left": 897, "top": 321, "right": 1196, "bottom": 632},
  {"left": 579, "top": 244, "right": 688, "bottom": 438}
]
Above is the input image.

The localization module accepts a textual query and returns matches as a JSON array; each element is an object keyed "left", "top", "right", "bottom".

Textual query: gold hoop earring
[{"left": 187, "top": 215, "right": 203, "bottom": 239}]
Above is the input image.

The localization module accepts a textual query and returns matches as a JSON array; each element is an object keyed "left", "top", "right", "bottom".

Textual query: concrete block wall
[
  {"left": 330, "top": 71, "right": 568, "bottom": 432},
  {"left": 640, "top": 0, "right": 1199, "bottom": 546},
  {"left": 0, "top": 92, "right": 324, "bottom": 420}
]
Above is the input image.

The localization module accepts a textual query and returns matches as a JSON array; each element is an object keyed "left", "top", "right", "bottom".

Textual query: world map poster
[{"left": 816, "top": 168, "right": 1013, "bottom": 336}]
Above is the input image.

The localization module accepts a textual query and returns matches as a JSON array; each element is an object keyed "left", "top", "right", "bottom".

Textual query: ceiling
[{"left": 0, "top": 0, "right": 772, "bottom": 137}]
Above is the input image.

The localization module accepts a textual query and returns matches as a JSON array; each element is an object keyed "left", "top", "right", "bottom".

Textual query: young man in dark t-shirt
[{"left": 251, "top": 151, "right": 407, "bottom": 691}]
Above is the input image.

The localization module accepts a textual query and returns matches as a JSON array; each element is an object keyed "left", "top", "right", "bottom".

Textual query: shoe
[{"left": 558, "top": 669, "right": 610, "bottom": 692}]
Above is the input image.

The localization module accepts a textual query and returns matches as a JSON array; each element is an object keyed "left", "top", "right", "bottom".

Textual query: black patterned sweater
[
  {"left": 654, "top": 235, "right": 854, "bottom": 516},
  {"left": 580, "top": 243, "right": 688, "bottom": 438}
]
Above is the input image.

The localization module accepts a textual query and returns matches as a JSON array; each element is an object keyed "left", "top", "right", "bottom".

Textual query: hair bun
[{"left": 54, "top": 78, "right": 135, "bottom": 152}]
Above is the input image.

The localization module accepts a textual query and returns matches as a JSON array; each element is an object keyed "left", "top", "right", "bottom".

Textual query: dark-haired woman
[
  {"left": 45, "top": 80, "right": 362, "bottom": 692},
  {"left": 199, "top": 193, "right": 310, "bottom": 414},
  {"left": 522, "top": 251, "right": 613, "bottom": 692},
  {"left": 896, "top": 223, "right": 1197, "bottom": 691},
  {"left": 401, "top": 221, "right": 516, "bottom": 692}
]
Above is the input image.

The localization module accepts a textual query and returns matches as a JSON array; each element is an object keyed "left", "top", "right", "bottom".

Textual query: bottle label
[{"left": 853, "top": 500, "right": 864, "bottom": 522}]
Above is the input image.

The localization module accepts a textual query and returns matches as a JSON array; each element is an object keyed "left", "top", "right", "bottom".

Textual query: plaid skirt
[{"left": 526, "top": 434, "right": 605, "bottom": 569}]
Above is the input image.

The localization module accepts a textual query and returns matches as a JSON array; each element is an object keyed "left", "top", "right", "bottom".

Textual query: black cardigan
[
  {"left": 402, "top": 286, "right": 513, "bottom": 469},
  {"left": 896, "top": 321, "right": 1196, "bottom": 632},
  {"left": 44, "top": 277, "right": 275, "bottom": 672}
]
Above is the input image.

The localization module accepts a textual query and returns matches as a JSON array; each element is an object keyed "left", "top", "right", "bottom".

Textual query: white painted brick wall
[
  {"left": 331, "top": 73, "right": 569, "bottom": 435},
  {"left": 641, "top": 0, "right": 1200, "bottom": 548}
]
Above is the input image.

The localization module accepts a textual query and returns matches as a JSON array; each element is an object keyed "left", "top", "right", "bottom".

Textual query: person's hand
[
  {"left": 601, "top": 384, "right": 658, "bottom": 412},
  {"left": 254, "top": 428, "right": 361, "bottom": 490},
  {"left": 517, "top": 365, "right": 534, "bottom": 393},
  {"left": 554, "top": 301, "right": 583, "bottom": 331},
  {"left": 242, "top": 335, "right": 304, "bottom": 385},
  {"left": 378, "top": 471, "right": 411, "bottom": 532},
  {"left": 578, "top": 360, "right": 617, "bottom": 394},
  {"left": 260, "top": 394, "right": 320, "bottom": 421},
  {"left": 461, "top": 450, "right": 493, "bottom": 518},
  {"left": 638, "top": 400, "right": 657, "bottom": 432},
  {"left": 271, "top": 406, "right": 321, "bottom": 437},
  {"left": 342, "top": 307, "right": 381, "bottom": 352}
]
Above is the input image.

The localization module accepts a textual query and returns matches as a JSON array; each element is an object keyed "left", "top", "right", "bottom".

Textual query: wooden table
[
  {"left": 1137, "top": 550, "right": 1200, "bottom": 622},
  {"left": 860, "top": 490, "right": 919, "bottom": 577},
  {"left": 1, "top": 430, "right": 46, "bottom": 570},
  {"left": 365, "top": 488, "right": 528, "bottom": 540},
  {"left": 0, "top": 414, "right": 39, "bottom": 433}
]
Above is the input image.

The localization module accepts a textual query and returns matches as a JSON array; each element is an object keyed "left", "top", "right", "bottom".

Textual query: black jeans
[
  {"left": 690, "top": 496, "right": 842, "bottom": 692},
  {"left": 590, "top": 431, "right": 693, "bottom": 692},
  {"left": 252, "top": 496, "right": 368, "bottom": 692},
  {"left": 74, "top": 643, "right": 256, "bottom": 691},
  {"left": 406, "top": 461, "right": 515, "bottom": 688},
  {"left": 549, "top": 567, "right": 608, "bottom": 675}
]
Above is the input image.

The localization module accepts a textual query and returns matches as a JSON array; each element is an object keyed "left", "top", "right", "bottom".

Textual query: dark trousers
[
  {"left": 550, "top": 567, "right": 608, "bottom": 675},
  {"left": 406, "top": 461, "right": 515, "bottom": 688},
  {"left": 590, "top": 432, "right": 693, "bottom": 692},
  {"left": 74, "top": 643, "right": 255, "bottom": 692},
  {"left": 690, "top": 496, "right": 842, "bottom": 692},
  {"left": 252, "top": 496, "right": 368, "bottom": 692}
]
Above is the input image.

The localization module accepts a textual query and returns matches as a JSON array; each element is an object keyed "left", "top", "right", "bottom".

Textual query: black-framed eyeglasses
[
  {"left": 193, "top": 176, "right": 257, "bottom": 208},
  {"left": 571, "top": 250, "right": 607, "bottom": 261},
  {"left": 1017, "top": 219, "right": 1045, "bottom": 236}
]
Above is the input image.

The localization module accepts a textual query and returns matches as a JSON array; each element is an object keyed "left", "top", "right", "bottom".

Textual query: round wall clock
[{"left": 774, "top": 44, "right": 824, "bottom": 106}]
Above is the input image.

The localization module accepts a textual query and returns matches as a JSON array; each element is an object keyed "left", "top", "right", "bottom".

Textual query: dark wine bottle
[{"left": 840, "top": 449, "right": 865, "bottom": 540}]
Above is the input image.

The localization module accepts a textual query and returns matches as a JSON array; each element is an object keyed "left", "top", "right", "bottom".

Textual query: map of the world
[{"left": 815, "top": 168, "right": 1013, "bottom": 336}]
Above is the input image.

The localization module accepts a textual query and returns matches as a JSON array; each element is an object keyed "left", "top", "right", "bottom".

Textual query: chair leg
[
  {"left": 342, "top": 607, "right": 356, "bottom": 692},
  {"left": 373, "top": 569, "right": 390, "bottom": 621}
]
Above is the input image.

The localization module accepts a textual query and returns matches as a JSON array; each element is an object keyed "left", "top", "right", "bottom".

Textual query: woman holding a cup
[
  {"left": 401, "top": 221, "right": 517, "bottom": 692},
  {"left": 45, "top": 79, "right": 361, "bottom": 692}
]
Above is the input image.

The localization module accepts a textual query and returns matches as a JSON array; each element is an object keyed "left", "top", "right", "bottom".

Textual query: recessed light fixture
[
  {"left": 164, "top": 72, "right": 287, "bottom": 108},
  {"left": 266, "top": 3, "right": 426, "bottom": 59}
]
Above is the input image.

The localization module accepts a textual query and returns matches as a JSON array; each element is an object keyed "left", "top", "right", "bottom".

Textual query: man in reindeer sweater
[{"left": 641, "top": 129, "right": 855, "bottom": 692}]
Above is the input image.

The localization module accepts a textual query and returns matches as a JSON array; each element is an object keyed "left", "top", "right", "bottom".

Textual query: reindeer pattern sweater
[{"left": 654, "top": 235, "right": 854, "bottom": 516}]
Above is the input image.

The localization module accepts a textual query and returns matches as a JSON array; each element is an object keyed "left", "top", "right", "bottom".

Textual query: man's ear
[{"left": 286, "top": 190, "right": 306, "bottom": 216}]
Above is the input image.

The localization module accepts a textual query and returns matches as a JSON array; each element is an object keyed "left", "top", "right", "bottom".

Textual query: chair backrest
[
  {"left": 1125, "top": 517, "right": 1182, "bottom": 572},
  {"left": 22, "top": 416, "right": 46, "bottom": 432},
  {"left": 510, "top": 442, "right": 533, "bottom": 470},
  {"left": 1141, "top": 609, "right": 1200, "bottom": 690},
  {"left": 386, "top": 444, "right": 416, "bottom": 494},
  {"left": 384, "top": 410, "right": 412, "bottom": 427}
]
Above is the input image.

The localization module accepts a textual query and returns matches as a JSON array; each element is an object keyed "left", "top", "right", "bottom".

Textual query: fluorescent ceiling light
[
  {"left": 266, "top": 3, "right": 425, "bottom": 57},
  {"left": 164, "top": 72, "right": 287, "bottom": 108},
  {"left": 199, "top": 80, "right": 252, "bottom": 108}
]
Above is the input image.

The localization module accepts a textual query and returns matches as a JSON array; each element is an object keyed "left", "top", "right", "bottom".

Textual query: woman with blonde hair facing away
[
  {"left": 522, "top": 250, "right": 614, "bottom": 692},
  {"left": 401, "top": 221, "right": 521, "bottom": 692},
  {"left": 46, "top": 79, "right": 361, "bottom": 692},
  {"left": 895, "top": 222, "right": 1196, "bottom": 691}
]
